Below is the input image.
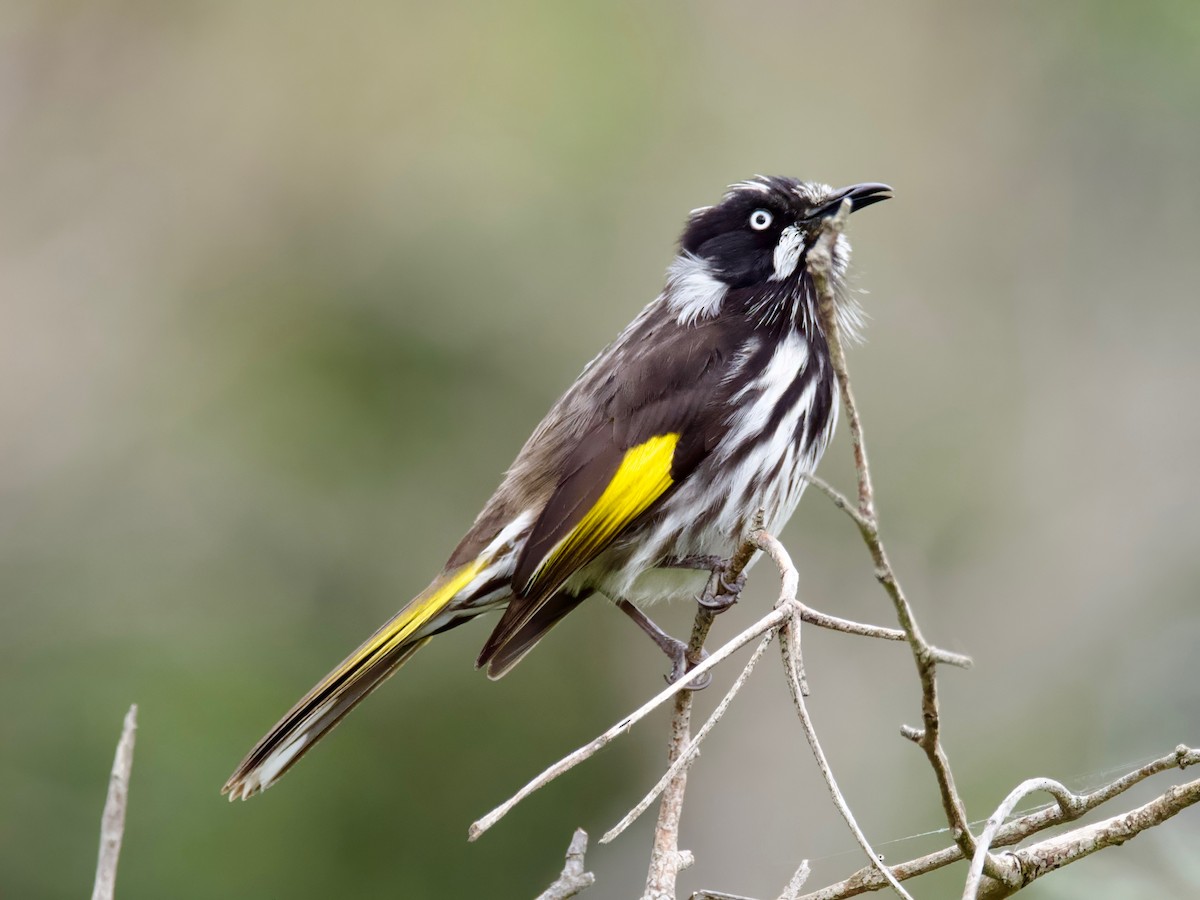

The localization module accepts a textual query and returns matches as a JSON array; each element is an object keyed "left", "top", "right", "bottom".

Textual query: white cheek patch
[
  {"left": 770, "top": 225, "right": 804, "bottom": 281},
  {"left": 664, "top": 253, "right": 729, "bottom": 325}
]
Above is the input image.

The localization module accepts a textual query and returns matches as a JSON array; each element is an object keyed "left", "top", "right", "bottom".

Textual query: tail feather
[
  {"left": 222, "top": 559, "right": 485, "bottom": 800},
  {"left": 480, "top": 590, "right": 591, "bottom": 680}
]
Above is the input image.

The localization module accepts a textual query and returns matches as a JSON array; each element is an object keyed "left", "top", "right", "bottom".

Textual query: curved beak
[{"left": 814, "top": 182, "right": 893, "bottom": 218}]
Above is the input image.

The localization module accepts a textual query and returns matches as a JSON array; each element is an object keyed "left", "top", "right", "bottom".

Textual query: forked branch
[
  {"left": 473, "top": 550, "right": 966, "bottom": 846},
  {"left": 794, "top": 746, "right": 1199, "bottom": 900},
  {"left": 536, "top": 829, "right": 595, "bottom": 900}
]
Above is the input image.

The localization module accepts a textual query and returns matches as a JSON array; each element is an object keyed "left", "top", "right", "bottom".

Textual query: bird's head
[
  {"left": 680, "top": 176, "right": 891, "bottom": 288},
  {"left": 665, "top": 176, "right": 890, "bottom": 333}
]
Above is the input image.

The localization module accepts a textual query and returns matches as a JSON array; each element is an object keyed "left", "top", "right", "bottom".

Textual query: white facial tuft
[
  {"left": 664, "top": 253, "right": 728, "bottom": 325},
  {"left": 770, "top": 225, "right": 804, "bottom": 281}
]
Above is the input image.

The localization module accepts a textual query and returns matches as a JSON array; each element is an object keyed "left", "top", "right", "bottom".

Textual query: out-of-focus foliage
[{"left": 2, "top": 2, "right": 1198, "bottom": 897}]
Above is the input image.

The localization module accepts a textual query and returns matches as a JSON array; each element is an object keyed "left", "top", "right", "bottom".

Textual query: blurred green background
[{"left": 3, "top": 2, "right": 1199, "bottom": 897}]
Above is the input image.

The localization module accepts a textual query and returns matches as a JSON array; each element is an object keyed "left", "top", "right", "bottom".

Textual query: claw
[
  {"left": 664, "top": 644, "right": 712, "bottom": 691},
  {"left": 697, "top": 565, "right": 746, "bottom": 613}
]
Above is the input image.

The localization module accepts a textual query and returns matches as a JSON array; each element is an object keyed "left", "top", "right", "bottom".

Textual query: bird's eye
[{"left": 749, "top": 209, "right": 773, "bottom": 230}]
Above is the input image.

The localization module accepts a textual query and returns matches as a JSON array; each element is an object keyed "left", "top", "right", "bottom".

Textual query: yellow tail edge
[{"left": 222, "top": 558, "right": 485, "bottom": 799}]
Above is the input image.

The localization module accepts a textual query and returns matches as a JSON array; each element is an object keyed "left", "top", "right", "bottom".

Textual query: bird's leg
[
  {"left": 615, "top": 599, "right": 711, "bottom": 690},
  {"left": 661, "top": 555, "right": 747, "bottom": 614}
]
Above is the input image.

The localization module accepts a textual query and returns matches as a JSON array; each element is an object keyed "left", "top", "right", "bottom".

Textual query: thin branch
[
  {"left": 778, "top": 861, "right": 813, "bottom": 900},
  {"left": 808, "top": 203, "right": 876, "bottom": 524},
  {"left": 685, "top": 526, "right": 960, "bottom": 900},
  {"left": 469, "top": 602, "right": 792, "bottom": 841},
  {"left": 602, "top": 630, "right": 776, "bottom": 844},
  {"left": 962, "top": 778, "right": 1078, "bottom": 899},
  {"left": 694, "top": 843, "right": 811, "bottom": 900},
  {"left": 795, "top": 745, "right": 1200, "bottom": 900},
  {"left": 471, "top": 543, "right": 967, "bottom": 842},
  {"left": 641, "top": 678, "right": 697, "bottom": 900},
  {"left": 613, "top": 521, "right": 966, "bottom": 893},
  {"left": 801, "top": 474, "right": 874, "bottom": 532},
  {"left": 975, "top": 774, "right": 1200, "bottom": 899},
  {"left": 92, "top": 704, "right": 138, "bottom": 900},
  {"left": 535, "top": 829, "right": 596, "bottom": 900},
  {"left": 808, "top": 202, "right": 975, "bottom": 859},
  {"left": 643, "top": 524, "right": 762, "bottom": 900},
  {"left": 795, "top": 606, "right": 970, "bottom": 669},
  {"left": 689, "top": 860, "right": 811, "bottom": 900},
  {"left": 763, "top": 531, "right": 911, "bottom": 900}
]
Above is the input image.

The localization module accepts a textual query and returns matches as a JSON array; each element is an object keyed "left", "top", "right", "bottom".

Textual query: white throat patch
[
  {"left": 770, "top": 225, "right": 804, "bottom": 281},
  {"left": 664, "top": 253, "right": 728, "bottom": 325}
]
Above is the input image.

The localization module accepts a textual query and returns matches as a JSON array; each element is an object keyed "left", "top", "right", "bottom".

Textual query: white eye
[{"left": 749, "top": 209, "right": 773, "bottom": 230}]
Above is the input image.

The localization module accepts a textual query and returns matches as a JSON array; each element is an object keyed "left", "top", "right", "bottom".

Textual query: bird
[{"left": 222, "top": 175, "right": 891, "bottom": 800}]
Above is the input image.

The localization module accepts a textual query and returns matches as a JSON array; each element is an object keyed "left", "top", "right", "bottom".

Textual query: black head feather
[
  {"left": 680, "top": 176, "right": 828, "bottom": 288},
  {"left": 680, "top": 176, "right": 891, "bottom": 290}
]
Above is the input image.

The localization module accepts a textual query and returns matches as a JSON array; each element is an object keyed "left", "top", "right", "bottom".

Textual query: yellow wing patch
[{"left": 527, "top": 433, "right": 679, "bottom": 596}]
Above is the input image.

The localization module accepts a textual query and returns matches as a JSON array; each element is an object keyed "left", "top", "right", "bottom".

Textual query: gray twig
[
  {"left": 92, "top": 704, "right": 137, "bottom": 900},
  {"left": 535, "top": 829, "right": 595, "bottom": 900},
  {"left": 974, "top": 774, "right": 1200, "bottom": 899},
  {"left": 808, "top": 201, "right": 975, "bottom": 859},
  {"left": 688, "top": 860, "right": 810, "bottom": 900},
  {"left": 642, "top": 522, "right": 762, "bottom": 899},
  {"left": 760, "top": 532, "right": 911, "bottom": 900},
  {"left": 962, "top": 778, "right": 1080, "bottom": 898},
  {"left": 779, "top": 860, "right": 813, "bottom": 900},
  {"left": 602, "top": 630, "right": 776, "bottom": 845},
  {"left": 470, "top": 599, "right": 793, "bottom": 842},
  {"left": 795, "top": 745, "right": 1200, "bottom": 899}
]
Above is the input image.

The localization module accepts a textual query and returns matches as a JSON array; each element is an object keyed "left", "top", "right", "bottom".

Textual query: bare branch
[
  {"left": 691, "top": 864, "right": 811, "bottom": 900},
  {"left": 535, "top": 829, "right": 595, "bottom": 900},
  {"left": 800, "top": 474, "right": 873, "bottom": 533},
  {"left": 643, "top": 525, "right": 763, "bottom": 899},
  {"left": 470, "top": 602, "right": 792, "bottom": 841},
  {"left": 807, "top": 201, "right": 876, "bottom": 524},
  {"left": 808, "top": 202, "right": 975, "bottom": 859},
  {"left": 796, "top": 745, "right": 1200, "bottom": 900},
  {"left": 778, "top": 860, "right": 813, "bottom": 900},
  {"left": 689, "top": 860, "right": 811, "bottom": 900},
  {"left": 960, "top": 777, "right": 1084, "bottom": 900},
  {"left": 472, "top": 529, "right": 967, "bottom": 844},
  {"left": 763, "top": 534, "right": 911, "bottom": 900},
  {"left": 92, "top": 704, "right": 137, "bottom": 900},
  {"left": 962, "top": 778, "right": 1079, "bottom": 898},
  {"left": 975, "top": 774, "right": 1200, "bottom": 899},
  {"left": 641, "top": 680, "right": 697, "bottom": 900},
  {"left": 602, "top": 631, "right": 776, "bottom": 844},
  {"left": 797, "top": 607, "right": 970, "bottom": 669}
]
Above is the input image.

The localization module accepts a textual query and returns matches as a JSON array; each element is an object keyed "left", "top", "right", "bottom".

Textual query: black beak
[{"left": 813, "top": 182, "right": 893, "bottom": 218}]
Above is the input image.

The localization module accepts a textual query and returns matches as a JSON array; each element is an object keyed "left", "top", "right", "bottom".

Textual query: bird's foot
[
  {"left": 664, "top": 640, "right": 712, "bottom": 691},
  {"left": 697, "top": 562, "right": 746, "bottom": 613},
  {"left": 661, "top": 553, "right": 745, "bottom": 613}
]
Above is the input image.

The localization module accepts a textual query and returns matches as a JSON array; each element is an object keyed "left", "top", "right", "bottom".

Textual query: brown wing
[{"left": 476, "top": 313, "right": 743, "bottom": 670}]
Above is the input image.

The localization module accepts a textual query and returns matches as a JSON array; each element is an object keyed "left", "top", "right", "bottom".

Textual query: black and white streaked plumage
[{"left": 223, "top": 176, "right": 891, "bottom": 799}]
